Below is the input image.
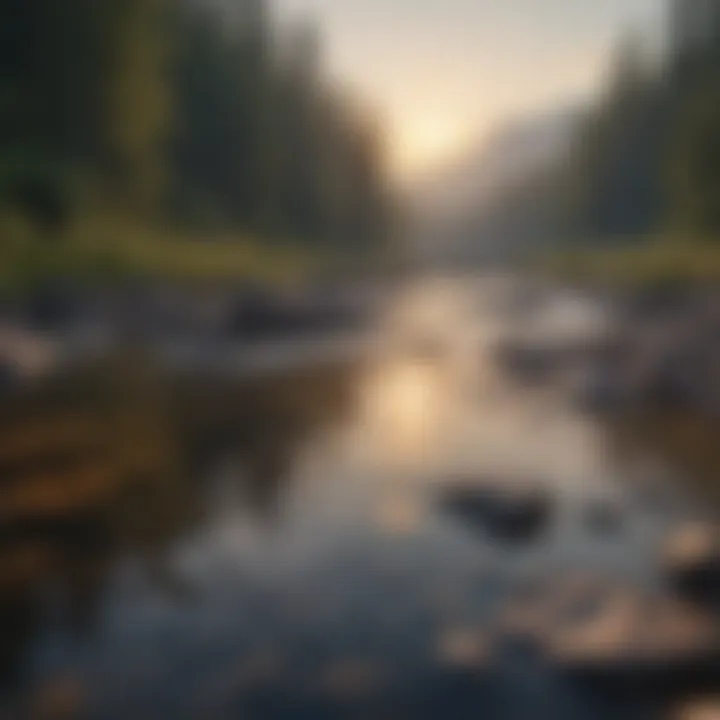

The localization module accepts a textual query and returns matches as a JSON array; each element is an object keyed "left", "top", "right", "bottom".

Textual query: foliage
[
  {"left": 0, "top": 0, "right": 392, "bottom": 275},
  {"left": 501, "top": 5, "right": 720, "bottom": 255},
  {"left": 0, "top": 210, "right": 320, "bottom": 290},
  {"left": 567, "top": 9, "right": 720, "bottom": 244},
  {"left": 539, "top": 238, "right": 720, "bottom": 288}
]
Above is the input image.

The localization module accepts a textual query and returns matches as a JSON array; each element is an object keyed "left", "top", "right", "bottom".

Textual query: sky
[{"left": 275, "top": 0, "right": 665, "bottom": 182}]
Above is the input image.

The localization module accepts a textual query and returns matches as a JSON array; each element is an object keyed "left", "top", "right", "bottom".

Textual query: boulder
[
  {"left": 493, "top": 342, "right": 559, "bottom": 387},
  {"left": 663, "top": 523, "right": 720, "bottom": 603},
  {"left": 495, "top": 571, "right": 610, "bottom": 658},
  {"left": 672, "top": 699, "right": 720, "bottom": 720},
  {"left": 439, "top": 480, "right": 554, "bottom": 544},
  {"left": 546, "top": 591, "right": 720, "bottom": 694}
]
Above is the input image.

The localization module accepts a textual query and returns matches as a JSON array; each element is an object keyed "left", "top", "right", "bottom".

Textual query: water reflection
[
  {"left": 0, "top": 280, "right": 719, "bottom": 718},
  {"left": 0, "top": 356, "right": 357, "bottom": 705},
  {"left": 361, "top": 359, "right": 448, "bottom": 466}
]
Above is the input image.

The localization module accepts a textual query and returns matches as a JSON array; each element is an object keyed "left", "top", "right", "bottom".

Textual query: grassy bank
[
  {"left": 538, "top": 239, "right": 720, "bottom": 289},
  {"left": 0, "top": 211, "right": 324, "bottom": 291}
]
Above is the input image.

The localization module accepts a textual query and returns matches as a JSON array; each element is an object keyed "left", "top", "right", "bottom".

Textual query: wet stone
[
  {"left": 439, "top": 480, "right": 554, "bottom": 545},
  {"left": 545, "top": 590, "right": 720, "bottom": 695},
  {"left": 663, "top": 523, "right": 720, "bottom": 604},
  {"left": 673, "top": 698, "right": 720, "bottom": 720}
]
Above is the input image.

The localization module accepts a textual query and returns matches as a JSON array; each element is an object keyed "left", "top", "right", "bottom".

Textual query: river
[{"left": 0, "top": 276, "right": 718, "bottom": 719}]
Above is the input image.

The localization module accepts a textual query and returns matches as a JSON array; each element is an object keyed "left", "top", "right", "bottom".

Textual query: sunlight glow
[
  {"left": 390, "top": 115, "right": 477, "bottom": 180},
  {"left": 361, "top": 360, "right": 443, "bottom": 463}
]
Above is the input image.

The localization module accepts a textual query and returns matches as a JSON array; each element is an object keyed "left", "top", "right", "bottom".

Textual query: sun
[{"left": 390, "top": 114, "right": 474, "bottom": 182}]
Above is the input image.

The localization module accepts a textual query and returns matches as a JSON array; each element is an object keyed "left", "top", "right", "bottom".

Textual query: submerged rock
[{"left": 439, "top": 480, "right": 554, "bottom": 544}]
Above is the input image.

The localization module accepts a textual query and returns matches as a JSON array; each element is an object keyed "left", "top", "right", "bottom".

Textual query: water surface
[{"left": 1, "top": 278, "right": 718, "bottom": 719}]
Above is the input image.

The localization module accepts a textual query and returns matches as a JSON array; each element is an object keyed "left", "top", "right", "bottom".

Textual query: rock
[
  {"left": 439, "top": 482, "right": 497, "bottom": 523},
  {"left": 227, "top": 283, "right": 368, "bottom": 342},
  {"left": 494, "top": 342, "right": 558, "bottom": 387},
  {"left": 484, "top": 488, "right": 553, "bottom": 543},
  {"left": 673, "top": 699, "right": 720, "bottom": 720},
  {"left": 494, "top": 599, "right": 551, "bottom": 657},
  {"left": 615, "top": 309, "right": 720, "bottom": 413},
  {"left": 663, "top": 523, "right": 720, "bottom": 603},
  {"left": 636, "top": 599, "right": 720, "bottom": 690},
  {"left": 439, "top": 480, "right": 553, "bottom": 544},
  {"left": 546, "top": 591, "right": 720, "bottom": 694},
  {"left": 227, "top": 286, "right": 299, "bottom": 341},
  {"left": 495, "top": 571, "right": 610, "bottom": 658}
]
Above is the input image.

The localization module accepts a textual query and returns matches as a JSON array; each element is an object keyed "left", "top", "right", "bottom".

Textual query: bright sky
[{"left": 276, "top": 0, "right": 665, "bottom": 182}]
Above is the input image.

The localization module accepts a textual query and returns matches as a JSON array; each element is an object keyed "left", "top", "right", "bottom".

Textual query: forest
[
  {"left": 566, "top": 25, "right": 720, "bottom": 241},
  {"left": 461, "top": 1, "right": 720, "bottom": 275},
  {"left": 0, "top": 0, "right": 392, "bottom": 283}
]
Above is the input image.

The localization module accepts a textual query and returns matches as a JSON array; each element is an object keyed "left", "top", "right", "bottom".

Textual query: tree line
[
  {"left": 0, "top": 0, "right": 391, "bottom": 253},
  {"left": 470, "top": 3, "right": 720, "bottom": 250},
  {"left": 565, "top": 8, "right": 720, "bottom": 243}
]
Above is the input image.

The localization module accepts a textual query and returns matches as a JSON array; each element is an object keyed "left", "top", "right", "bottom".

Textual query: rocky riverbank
[
  {"left": 495, "top": 282, "right": 720, "bottom": 418},
  {"left": 0, "top": 279, "right": 383, "bottom": 384}
]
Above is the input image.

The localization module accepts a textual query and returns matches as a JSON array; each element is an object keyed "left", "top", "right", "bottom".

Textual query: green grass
[
  {"left": 537, "top": 237, "right": 720, "bottom": 289},
  {"left": 0, "top": 211, "right": 322, "bottom": 291}
]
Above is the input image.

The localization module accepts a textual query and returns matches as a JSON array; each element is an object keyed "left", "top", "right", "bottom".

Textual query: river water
[{"left": 0, "top": 276, "right": 718, "bottom": 719}]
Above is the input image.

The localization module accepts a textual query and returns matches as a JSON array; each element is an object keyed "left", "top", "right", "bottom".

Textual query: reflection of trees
[
  {"left": 0, "top": 356, "right": 358, "bottom": 693},
  {"left": 0, "top": 356, "right": 191, "bottom": 692},
  {"left": 0, "top": 518, "right": 119, "bottom": 692},
  {"left": 179, "top": 363, "right": 357, "bottom": 524},
  {"left": 237, "top": 418, "right": 302, "bottom": 523}
]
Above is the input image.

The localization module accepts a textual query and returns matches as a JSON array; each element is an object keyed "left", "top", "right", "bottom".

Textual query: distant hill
[{"left": 408, "top": 107, "right": 585, "bottom": 264}]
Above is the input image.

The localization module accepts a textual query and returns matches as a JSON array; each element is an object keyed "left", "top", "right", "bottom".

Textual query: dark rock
[
  {"left": 439, "top": 481, "right": 554, "bottom": 544},
  {"left": 493, "top": 342, "right": 561, "bottom": 389},
  {"left": 663, "top": 523, "right": 720, "bottom": 604},
  {"left": 228, "top": 287, "right": 303, "bottom": 341},
  {"left": 547, "top": 591, "right": 720, "bottom": 696},
  {"left": 671, "top": 699, "right": 720, "bottom": 720},
  {"left": 227, "top": 284, "right": 369, "bottom": 342}
]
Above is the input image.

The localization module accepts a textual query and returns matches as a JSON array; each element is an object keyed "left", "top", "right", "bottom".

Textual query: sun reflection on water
[{"left": 360, "top": 359, "right": 447, "bottom": 466}]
